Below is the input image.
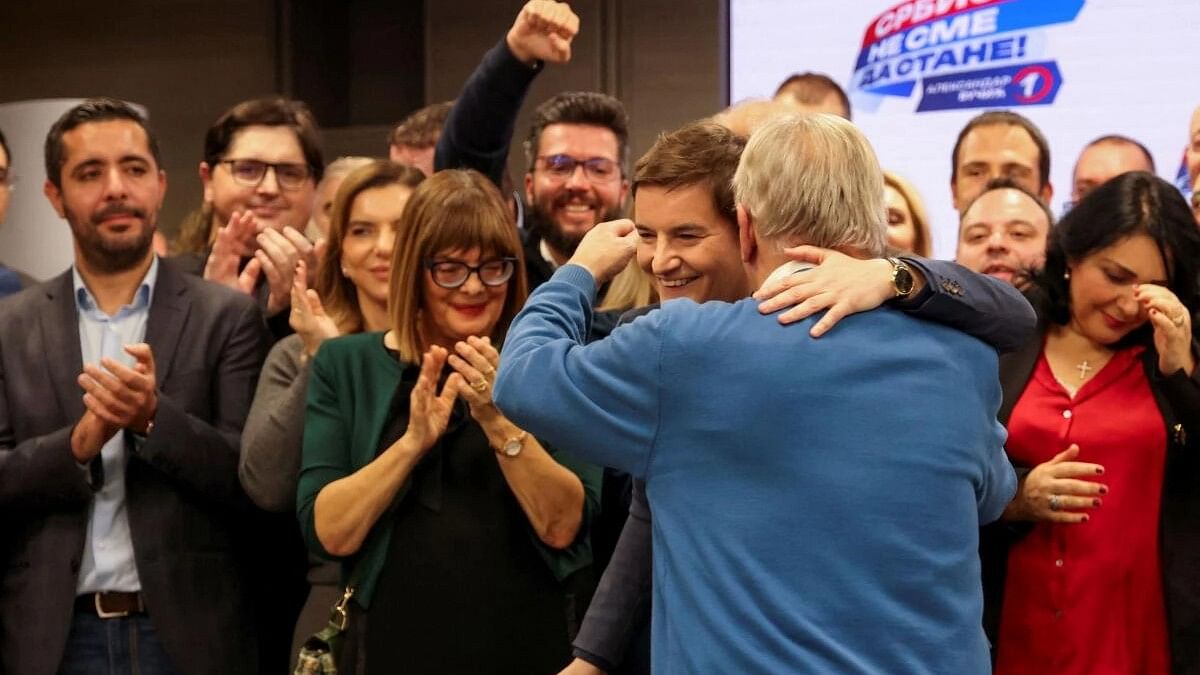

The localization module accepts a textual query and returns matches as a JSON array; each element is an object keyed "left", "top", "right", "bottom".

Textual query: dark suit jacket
[
  {"left": 982, "top": 321, "right": 1200, "bottom": 674},
  {"left": 0, "top": 258, "right": 270, "bottom": 675}
]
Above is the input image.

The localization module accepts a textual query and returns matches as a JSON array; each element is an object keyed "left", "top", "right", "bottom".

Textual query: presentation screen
[{"left": 730, "top": 0, "right": 1199, "bottom": 258}]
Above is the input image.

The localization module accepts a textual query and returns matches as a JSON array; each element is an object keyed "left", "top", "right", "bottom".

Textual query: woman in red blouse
[{"left": 983, "top": 171, "right": 1200, "bottom": 675}]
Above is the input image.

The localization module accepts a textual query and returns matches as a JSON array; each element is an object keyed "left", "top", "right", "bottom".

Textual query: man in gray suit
[{"left": 0, "top": 98, "right": 268, "bottom": 674}]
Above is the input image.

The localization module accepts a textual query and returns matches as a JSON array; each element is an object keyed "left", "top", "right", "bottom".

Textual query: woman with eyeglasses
[
  {"left": 298, "top": 169, "right": 600, "bottom": 673},
  {"left": 982, "top": 172, "right": 1200, "bottom": 674}
]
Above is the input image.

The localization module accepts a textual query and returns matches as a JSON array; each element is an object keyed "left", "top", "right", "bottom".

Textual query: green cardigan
[{"left": 297, "top": 331, "right": 601, "bottom": 607}]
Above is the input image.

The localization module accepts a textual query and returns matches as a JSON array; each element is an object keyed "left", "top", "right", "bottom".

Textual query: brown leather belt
[{"left": 74, "top": 591, "right": 145, "bottom": 618}]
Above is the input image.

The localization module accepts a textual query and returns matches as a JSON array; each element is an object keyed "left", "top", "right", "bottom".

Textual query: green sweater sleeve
[{"left": 296, "top": 338, "right": 351, "bottom": 561}]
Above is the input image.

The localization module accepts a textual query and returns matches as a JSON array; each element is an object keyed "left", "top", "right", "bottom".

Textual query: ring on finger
[
  {"left": 470, "top": 379, "right": 489, "bottom": 392},
  {"left": 1049, "top": 494, "right": 1061, "bottom": 512},
  {"left": 1173, "top": 313, "right": 1186, "bottom": 328}
]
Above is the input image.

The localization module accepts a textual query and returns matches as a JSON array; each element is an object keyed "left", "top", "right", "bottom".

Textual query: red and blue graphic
[
  {"left": 852, "top": 0, "right": 1085, "bottom": 112},
  {"left": 1176, "top": 152, "right": 1193, "bottom": 196}
]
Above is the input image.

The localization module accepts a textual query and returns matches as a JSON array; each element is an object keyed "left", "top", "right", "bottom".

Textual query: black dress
[{"left": 348, "top": 362, "right": 576, "bottom": 674}]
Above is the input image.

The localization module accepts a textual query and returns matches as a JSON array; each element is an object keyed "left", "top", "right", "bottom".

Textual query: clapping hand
[
  {"left": 290, "top": 260, "right": 341, "bottom": 358},
  {"left": 447, "top": 336, "right": 502, "bottom": 422},
  {"left": 204, "top": 210, "right": 262, "bottom": 295},
  {"left": 403, "top": 346, "right": 460, "bottom": 454},
  {"left": 255, "top": 226, "right": 317, "bottom": 316}
]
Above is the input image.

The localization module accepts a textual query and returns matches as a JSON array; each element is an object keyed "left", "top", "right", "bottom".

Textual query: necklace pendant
[{"left": 1076, "top": 359, "right": 1093, "bottom": 381}]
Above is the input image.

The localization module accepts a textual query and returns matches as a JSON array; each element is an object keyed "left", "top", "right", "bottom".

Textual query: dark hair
[
  {"left": 1079, "top": 134, "right": 1156, "bottom": 173},
  {"left": 1029, "top": 171, "right": 1200, "bottom": 346},
  {"left": 0, "top": 127, "right": 10, "bottom": 167},
  {"left": 959, "top": 176, "right": 1056, "bottom": 227},
  {"left": 633, "top": 120, "right": 745, "bottom": 225},
  {"left": 203, "top": 97, "right": 324, "bottom": 182},
  {"left": 524, "top": 92, "right": 629, "bottom": 172},
  {"left": 44, "top": 97, "right": 162, "bottom": 189},
  {"left": 773, "top": 72, "right": 852, "bottom": 120},
  {"left": 388, "top": 101, "right": 453, "bottom": 149},
  {"left": 951, "top": 110, "right": 1051, "bottom": 191}
]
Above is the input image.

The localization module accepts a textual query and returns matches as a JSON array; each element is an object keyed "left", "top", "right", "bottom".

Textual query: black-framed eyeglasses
[
  {"left": 423, "top": 257, "right": 517, "bottom": 289},
  {"left": 536, "top": 154, "right": 620, "bottom": 183},
  {"left": 220, "top": 159, "right": 312, "bottom": 190}
]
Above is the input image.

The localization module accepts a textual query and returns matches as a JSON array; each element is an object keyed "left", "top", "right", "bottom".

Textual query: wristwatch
[
  {"left": 886, "top": 257, "right": 915, "bottom": 298},
  {"left": 498, "top": 430, "right": 527, "bottom": 458}
]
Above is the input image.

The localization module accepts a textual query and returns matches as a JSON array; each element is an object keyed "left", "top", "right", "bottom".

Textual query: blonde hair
[
  {"left": 883, "top": 170, "right": 932, "bottom": 258},
  {"left": 388, "top": 169, "right": 528, "bottom": 364},
  {"left": 597, "top": 259, "right": 657, "bottom": 312},
  {"left": 315, "top": 160, "right": 426, "bottom": 333},
  {"left": 734, "top": 113, "right": 886, "bottom": 257}
]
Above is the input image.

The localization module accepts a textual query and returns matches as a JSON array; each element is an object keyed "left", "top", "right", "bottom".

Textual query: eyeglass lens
[
  {"left": 429, "top": 259, "right": 515, "bottom": 288},
  {"left": 540, "top": 155, "right": 618, "bottom": 182},
  {"left": 225, "top": 159, "right": 311, "bottom": 189}
]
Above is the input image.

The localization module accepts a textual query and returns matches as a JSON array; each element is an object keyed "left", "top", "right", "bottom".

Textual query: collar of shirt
[
  {"left": 758, "top": 260, "right": 815, "bottom": 293},
  {"left": 538, "top": 239, "right": 561, "bottom": 272},
  {"left": 72, "top": 255, "right": 160, "bottom": 320}
]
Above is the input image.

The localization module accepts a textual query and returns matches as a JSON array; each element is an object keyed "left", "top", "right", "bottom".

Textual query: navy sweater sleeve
[{"left": 434, "top": 38, "right": 541, "bottom": 187}]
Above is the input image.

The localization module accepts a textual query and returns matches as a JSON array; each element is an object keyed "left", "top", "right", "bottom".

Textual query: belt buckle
[{"left": 94, "top": 593, "right": 130, "bottom": 619}]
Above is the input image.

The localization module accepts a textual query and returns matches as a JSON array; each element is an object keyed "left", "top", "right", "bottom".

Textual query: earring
[
  {"left": 341, "top": 267, "right": 349, "bottom": 277},
  {"left": 1063, "top": 270, "right": 1071, "bottom": 280}
]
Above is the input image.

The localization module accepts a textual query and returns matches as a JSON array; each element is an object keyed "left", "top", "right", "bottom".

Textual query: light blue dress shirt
[{"left": 73, "top": 256, "right": 159, "bottom": 595}]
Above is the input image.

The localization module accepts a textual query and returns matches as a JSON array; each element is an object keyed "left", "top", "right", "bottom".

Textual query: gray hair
[
  {"left": 320, "top": 156, "right": 375, "bottom": 187},
  {"left": 733, "top": 113, "right": 886, "bottom": 256}
]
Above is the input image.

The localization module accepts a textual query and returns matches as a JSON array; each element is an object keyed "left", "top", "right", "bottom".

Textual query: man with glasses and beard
[
  {"left": 436, "top": 1, "right": 633, "bottom": 336},
  {"left": 0, "top": 98, "right": 268, "bottom": 675}
]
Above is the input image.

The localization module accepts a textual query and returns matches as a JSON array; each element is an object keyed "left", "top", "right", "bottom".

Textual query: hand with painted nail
[
  {"left": 1002, "top": 444, "right": 1107, "bottom": 524},
  {"left": 1135, "top": 283, "right": 1194, "bottom": 377}
]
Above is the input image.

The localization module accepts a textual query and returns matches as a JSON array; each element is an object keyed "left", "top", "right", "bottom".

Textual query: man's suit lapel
[
  {"left": 144, "top": 260, "right": 191, "bottom": 384},
  {"left": 41, "top": 272, "right": 85, "bottom": 423}
]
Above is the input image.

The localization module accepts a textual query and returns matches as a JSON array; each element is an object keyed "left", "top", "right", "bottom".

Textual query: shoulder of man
[{"left": 0, "top": 269, "right": 71, "bottom": 322}]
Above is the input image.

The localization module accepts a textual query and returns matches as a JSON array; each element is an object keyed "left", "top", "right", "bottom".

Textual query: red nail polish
[
  {"left": 1082, "top": 515, "right": 1090, "bottom": 522},
  {"left": 1098, "top": 486, "right": 1108, "bottom": 495},
  {"left": 1092, "top": 499, "right": 1101, "bottom": 507}
]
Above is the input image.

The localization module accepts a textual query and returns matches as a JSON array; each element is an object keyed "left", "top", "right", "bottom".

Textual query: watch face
[
  {"left": 503, "top": 439, "right": 522, "bottom": 457},
  {"left": 896, "top": 268, "right": 914, "bottom": 294}
]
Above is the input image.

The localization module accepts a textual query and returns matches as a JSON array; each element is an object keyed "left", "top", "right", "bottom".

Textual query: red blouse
[{"left": 995, "top": 346, "right": 1169, "bottom": 675}]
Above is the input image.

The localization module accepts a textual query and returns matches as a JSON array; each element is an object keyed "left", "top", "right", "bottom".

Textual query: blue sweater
[{"left": 495, "top": 264, "right": 1016, "bottom": 674}]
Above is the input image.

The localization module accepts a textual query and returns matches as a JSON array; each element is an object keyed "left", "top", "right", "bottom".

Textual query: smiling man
[
  {"left": 957, "top": 177, "right": 1054, "bottom": 287},
  {"left": 0, "top": 97, "right": 268, "bottom": 675},
  {"left": 498, "top": 113, "right": 1017, "bottom": 674},
  {"left": 436, "top": 3, "right": 630, "bottom": 296},
  {"left": 174, "top": 98, "right": 324, "bottom": 334},
  {"left": 560, "top": 118, "right": 1037, "bottom": 675}
]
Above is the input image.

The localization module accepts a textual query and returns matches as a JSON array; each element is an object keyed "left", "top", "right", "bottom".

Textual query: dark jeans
[{"left": 58, "top": 610, "right": 181, "bottom": 675}]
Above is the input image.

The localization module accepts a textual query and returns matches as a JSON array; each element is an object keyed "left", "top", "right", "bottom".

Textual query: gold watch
[
  {"left": 886, "top": 257, "right": 915, "bottom": 298},
  {"left": 498, "top": 430, "right": 527, "bottom": 458}
]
